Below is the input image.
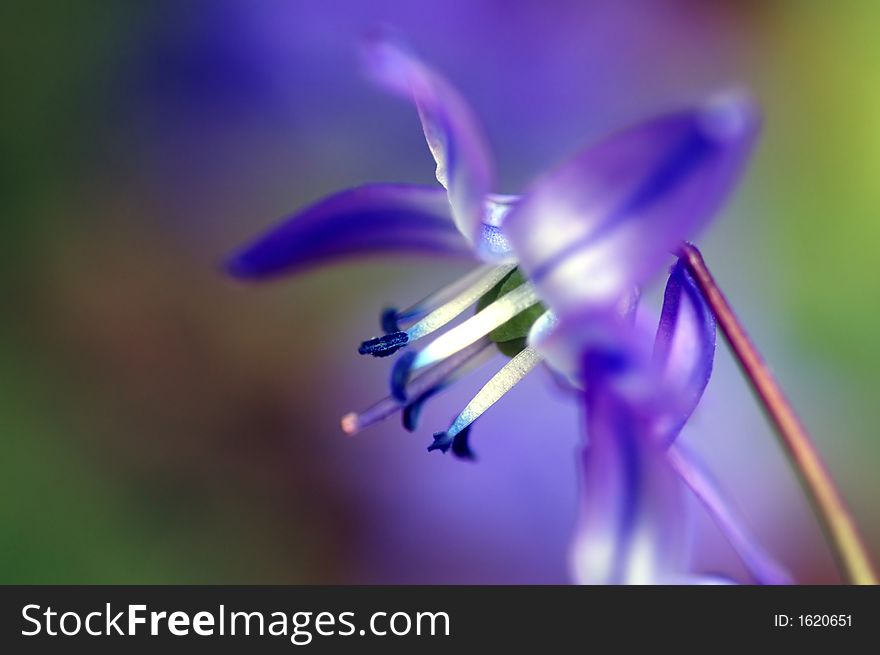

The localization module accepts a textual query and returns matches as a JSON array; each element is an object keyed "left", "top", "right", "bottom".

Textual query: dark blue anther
[
  {"left": 428, "top": 427, "right": 474, "bottom": 459},
  {"left": 380, "top": 307, "right": 401, "bottom": 334},
  {"left": 402, "top": 385, "right": 443, "bottom": 432},
  {"left": 428, "top": 431, "right": 453, "bottom": 454},
  {"left": 358, "top": 331, "right": 409, "bottom": 357},
  {"left": 390, "top": 351, "right": 416, "bottom": 401},
  {"left": 402, "top": 403, "right": 421, "bottom": 432},
  {"left": 450, "top": 426, "right": 475, "bottom": 460}
]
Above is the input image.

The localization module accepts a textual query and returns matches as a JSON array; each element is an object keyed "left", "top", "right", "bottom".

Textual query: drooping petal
[
  {"left": 652, "top": 257, "right": 717, "bottom": 442},
  {"left": 362, "top": 32, "right": 505, "bottom": 259},
  {"left": 225, "top": 184, "right": 476, "bottom": 280},
  {"left": 668, "top": 444, "right": 792, "bottom": 585},
  {"left": 503, "top": 92, "right": 760, "bottom": 318},
  {"left": 570, "top": 370, "right": 689, "bottom": 585}
]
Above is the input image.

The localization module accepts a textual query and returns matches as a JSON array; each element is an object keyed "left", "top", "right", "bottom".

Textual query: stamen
[
  {"left": 358, "top": 331, "right": 409, "bottom": 357},
  {"left": 404, "top": 263, "right": 517, "bottom": 342},
  {"left": 428, "top": 425, "right": 474, "bottom": 459},
  {"left": 403, "top": 344, "right": 498, "bottom": 431},
  {"left": 341, "top": 338, "right": 494, "bottom": 435},
  {"left": 410, "top": 282, "right": 541, "bottom": 373},
  {"left": 442, "top": 346, "right": 542, "bottom": 440},
  {"left": 382, "top": 263, "right": 503, "bottom": 331},
  {"left": 361, "top": 263, "right": 515, "bottom": 358}
]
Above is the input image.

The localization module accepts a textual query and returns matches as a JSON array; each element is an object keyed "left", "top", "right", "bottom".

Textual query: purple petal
[
  {"left": 652, "top": 257, "right": 716, "bottom": 442},
  {"left": 570, "top": 359, "right": 689, "bottom": 584},
  {"left": 225, "top": 184, "right": 476, "bottom": 280},
  {"left": 362, "top": 32, "right": 500, "bottom": 257},
  {"left": 669, "top": 444, "right": 793, "bottom": 585},
  {"left": 503, "top": 92, "right": 760, "bottom": 318},
  {"left": 528, "top": 294, "right": 643, "bottom": 388}
]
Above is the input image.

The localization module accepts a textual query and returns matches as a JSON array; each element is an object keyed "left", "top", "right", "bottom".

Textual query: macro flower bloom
[
  {"left": 226, "top": 33, "right": 789, "bottom": 583},
  {"left": 227, "top": 34, "right": 755, "bottom": 454}
]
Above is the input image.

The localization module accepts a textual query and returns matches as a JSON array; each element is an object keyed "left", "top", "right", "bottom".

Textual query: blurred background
[{"left": 2, "top": 0, "right": 878, "bottom": 583}]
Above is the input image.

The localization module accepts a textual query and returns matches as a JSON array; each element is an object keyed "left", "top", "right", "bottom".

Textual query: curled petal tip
[
  {"left": 359, "top": 30, "right": 497, "bottom": 256},
  {"left": 360, "top": 28, "right": 416, "bottom": 95}
]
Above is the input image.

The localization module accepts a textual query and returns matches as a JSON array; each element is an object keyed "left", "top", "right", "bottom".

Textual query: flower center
[
  {"left": 475, "top": 267, "right": 547, "bottom": 357},
  {"left": 343, "top": 264, "right": 550, "bottom": 458}
]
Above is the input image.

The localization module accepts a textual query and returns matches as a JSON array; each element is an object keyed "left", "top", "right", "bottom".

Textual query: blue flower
[
  {"left": 227, "top": 33, "right": 757, "bottom": 450},
  {"left": 225, "top": 33, "right": 787, "bottom": 583}
]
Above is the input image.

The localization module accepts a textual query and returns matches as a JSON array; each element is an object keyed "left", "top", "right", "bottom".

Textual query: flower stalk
[{"left": 680, "top": 243, "right": 878, "bottom": 585}]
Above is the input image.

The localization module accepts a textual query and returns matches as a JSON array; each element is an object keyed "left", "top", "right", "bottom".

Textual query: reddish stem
[{"left": 680, "top": 243, "right": 877, "bottom": 585}]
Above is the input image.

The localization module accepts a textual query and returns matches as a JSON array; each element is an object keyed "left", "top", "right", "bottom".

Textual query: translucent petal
[
  {"left": 652, "top": 258, "right": 717, "bottom": 441},
  {"left": 503, "top": 92, "right": 760, "bottom": 318},
  {"left": 363, "top": 32, "right": 504, "bottom": 259},
  {"left": 570, "top": 382, "right": 688, "bottom": 585}
]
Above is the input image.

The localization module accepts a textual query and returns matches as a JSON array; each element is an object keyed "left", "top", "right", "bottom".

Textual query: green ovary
[{"left": 476, "top": 268, "right": 546, "bottom": 358}]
